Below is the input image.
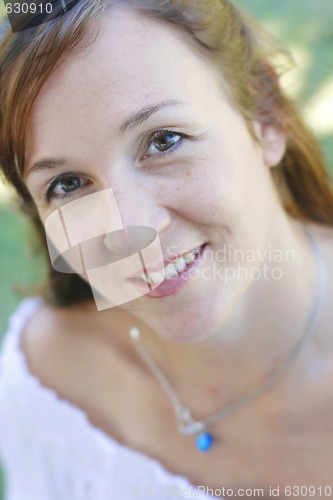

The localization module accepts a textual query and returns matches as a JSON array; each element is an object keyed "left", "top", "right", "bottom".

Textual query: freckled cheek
[{"left": 163, "top": 156, "right": 241, "bottom": 226}]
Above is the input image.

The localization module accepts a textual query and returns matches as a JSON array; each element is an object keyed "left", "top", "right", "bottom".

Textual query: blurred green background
[{"left": 0, "top": 0, "right": 332, "bottom": 497}]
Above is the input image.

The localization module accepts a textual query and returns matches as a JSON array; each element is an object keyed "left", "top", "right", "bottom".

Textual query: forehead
[{"left": 25, "top": 8, "right": 222, "bottom": 170}]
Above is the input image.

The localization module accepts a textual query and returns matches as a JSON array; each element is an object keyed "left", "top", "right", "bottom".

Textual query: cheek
[
  {"left": 174, "top": 144, "right": 274, "bottom": 251},
  {"left": 167, "top": 149, "right": 253, "bottom": 231}
]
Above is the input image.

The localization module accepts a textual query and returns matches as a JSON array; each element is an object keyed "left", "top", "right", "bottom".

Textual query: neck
[
  {"left": 88, "top": 215, "right": 322, "bottom": 417},
  {"left": 123, "top": 217, "right": 321, "bottom": 409}
]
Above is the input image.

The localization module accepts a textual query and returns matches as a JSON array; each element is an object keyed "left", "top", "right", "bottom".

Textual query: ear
[{"left": 254, "top": 121, "right": 286, "bottom": 168}]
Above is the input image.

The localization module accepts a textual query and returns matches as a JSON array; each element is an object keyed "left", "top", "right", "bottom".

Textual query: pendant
[
  {"left": 195, "top": 432, "right": 214, "bottom": 452},
  {"left": 176, "top": 406, "right": 214, "bottom": 451}
]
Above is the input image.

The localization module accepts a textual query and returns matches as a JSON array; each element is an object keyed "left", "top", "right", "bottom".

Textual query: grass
[
  {"left": 0, "top": 199, "right": 47, "bottom": 333},
  {"left": 0, "top": 1, "right": 332, "bottom": 497}
]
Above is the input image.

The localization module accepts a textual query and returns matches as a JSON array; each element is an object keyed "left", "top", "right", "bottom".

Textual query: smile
[
  {"left": 137, "top": 245, "right": 203, "bottom": 285},
  {"left": 129, "top": 243, "right": 207, "bottom": 299}
]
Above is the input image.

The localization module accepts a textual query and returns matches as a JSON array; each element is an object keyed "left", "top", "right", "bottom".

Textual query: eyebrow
[{"left": 26, "top": 99, "right": 186, "bottom": 177}]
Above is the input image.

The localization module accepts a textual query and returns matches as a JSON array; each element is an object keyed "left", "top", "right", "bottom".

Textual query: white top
[{"left": 0, "top": 297, "right": 217, "bottom": 500}]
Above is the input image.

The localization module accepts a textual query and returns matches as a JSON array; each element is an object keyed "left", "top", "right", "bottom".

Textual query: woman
[{"left": 0, "top": 0, "right": 333, "bottom": 498}]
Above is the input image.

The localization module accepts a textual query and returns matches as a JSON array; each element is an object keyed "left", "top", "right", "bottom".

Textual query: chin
[{"left": 151, "top": 306, "right": 231, "bottom": 344}]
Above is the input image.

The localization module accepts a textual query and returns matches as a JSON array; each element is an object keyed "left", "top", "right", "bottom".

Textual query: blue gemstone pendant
[{"left": 195, "top": 432, "right": 214, "bottom": 452}]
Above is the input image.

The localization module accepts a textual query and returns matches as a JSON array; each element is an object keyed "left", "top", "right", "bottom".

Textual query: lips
[
  {"left": 143, "top": 242, "right": 207, "bottom": 298},
  {"left": 129, "top": 244, "right": 206, "bottom": 280}
]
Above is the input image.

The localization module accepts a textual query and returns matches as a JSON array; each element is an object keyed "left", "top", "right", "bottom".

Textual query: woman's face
[{"left": 24, "top": 8, "right": 285, "bottom": 342}]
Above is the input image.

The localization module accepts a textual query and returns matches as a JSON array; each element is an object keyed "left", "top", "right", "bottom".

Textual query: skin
[{"left": 22, "top": 7, "right": 333, "bottom": 493}]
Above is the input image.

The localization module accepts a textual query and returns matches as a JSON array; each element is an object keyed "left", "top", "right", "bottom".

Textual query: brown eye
[
  {"left": 45, "top": 175, "right": 89, "bottom": 202},
  {"left": 58, "top": 176, "right": 81, "bottom": 193},
  {"left": 154, "top": 133, "right": 180, "bottom": 151},
  {"left": 146, "top": 131, "right": 183, "bottom": 156}
]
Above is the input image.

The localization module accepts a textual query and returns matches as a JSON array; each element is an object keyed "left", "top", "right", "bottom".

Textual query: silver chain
[{"left": 129, "top": 227, "right": 326, "bottom": 436}]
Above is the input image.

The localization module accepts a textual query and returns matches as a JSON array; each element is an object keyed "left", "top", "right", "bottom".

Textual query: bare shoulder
[
  {"left": 285, "top": 222, "right": 333, "bottom": 437},
  {"left": 20, "top": 300, "right": 122, "bottom": 405},
  {"left": 305, "top": 222, "right": 333, "bottom": 355},
  {"left": 20, "top": 299, "right": 148, "bottom": 439},
  {"left": 306, "top": 220, "right": 333, "bottom": 245},
  {"left": 22, "top": 300, "right": 90, "bottom": 371},
  {"left": 308, "top": 221, "right": 333, "bottom": 300}
]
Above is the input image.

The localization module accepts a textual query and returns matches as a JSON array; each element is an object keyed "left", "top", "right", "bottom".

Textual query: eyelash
[{"left": 43, "top": 130, "right": 188, "bottom": 203}]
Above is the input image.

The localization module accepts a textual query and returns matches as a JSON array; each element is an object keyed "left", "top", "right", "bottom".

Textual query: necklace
[{"left": 129, "top": 227, "right": 326, "bottom": 452}]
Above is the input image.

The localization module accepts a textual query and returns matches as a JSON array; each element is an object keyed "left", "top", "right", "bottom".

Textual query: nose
[
  {"left": 109, "top": 177, "right": 172, "bottom": 235},
  {"left": 99, "top": 177, "right": 171, "bottom": 264}
]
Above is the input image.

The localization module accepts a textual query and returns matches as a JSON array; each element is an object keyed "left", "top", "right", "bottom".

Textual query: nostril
[
  {"left": 101, "top": 226, "right": 159, "bottom": 258},
  {"left": 102, "top": 229, "right": 133, "bottom": 259}
]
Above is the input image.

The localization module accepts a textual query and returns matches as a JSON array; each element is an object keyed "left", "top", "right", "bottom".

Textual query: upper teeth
[{"left": 138, "top": 247, "right": 201, "bottom": 284}]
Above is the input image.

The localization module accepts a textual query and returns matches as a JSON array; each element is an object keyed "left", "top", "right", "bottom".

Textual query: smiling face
[{"left": 24, "top": 7, "right": 286, "bottom": 341}]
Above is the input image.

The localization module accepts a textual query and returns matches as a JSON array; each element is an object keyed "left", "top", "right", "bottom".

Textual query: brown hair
[{"left": 1, "top": 0, "right": 333, "bottom": 306}]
